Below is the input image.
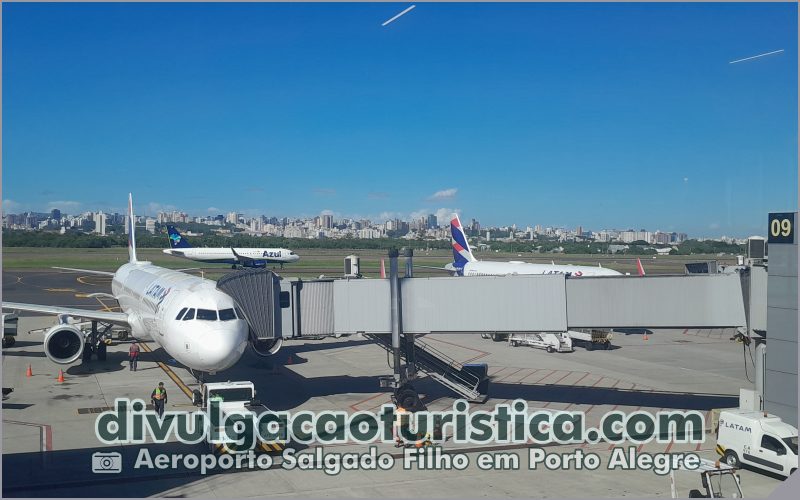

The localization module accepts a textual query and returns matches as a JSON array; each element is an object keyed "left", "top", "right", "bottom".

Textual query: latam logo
[
  {"left": 719, "top": 419, "right": 752, "bottom": 433},
  {"left": 262, "top": 251, "right": 282, "bottom": 258},
  {"left": 145, "top": 283, "right": 172, "bottom": 307}
]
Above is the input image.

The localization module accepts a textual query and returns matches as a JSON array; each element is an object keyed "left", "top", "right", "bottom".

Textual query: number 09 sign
[{"left": 768, "top": 212, "right": 795, "bottom": 244}]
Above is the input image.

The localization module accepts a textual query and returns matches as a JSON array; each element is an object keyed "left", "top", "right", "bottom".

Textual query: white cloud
[
  {"left": 47, "top": 200, "right": 82, "bottom": 211},
  {"left": 144, "top": 202, "right": 177, "bottom": 215},
  {"left": 320, "top": 209, "right": 335, "bottom": 216},
  {"left": 206, "top": 207, "right": 221, "bottom": 214},
  {"left": 2, "top": 199, "right": 23, "bottom": 213},
  {"left": 410, "top": 208, "right": 460, "bottom": 224},
  {"left": 427, "top": 188, "right": 458, "bottom": 201}
]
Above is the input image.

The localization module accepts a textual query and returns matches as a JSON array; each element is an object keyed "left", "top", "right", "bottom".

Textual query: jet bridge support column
[{"left": 389, "top": 248, "right": 403, "bottom": 383}]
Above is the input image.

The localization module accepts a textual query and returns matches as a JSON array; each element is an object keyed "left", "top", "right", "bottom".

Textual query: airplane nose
[{"left": 197, "top": 322, "right": 248, "bottom": 371}]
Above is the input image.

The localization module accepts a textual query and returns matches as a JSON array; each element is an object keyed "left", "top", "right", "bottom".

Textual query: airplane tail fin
[
  {"left": 450, "top": 213, "right": 476, "bottom": 268},
  {"left": 167, "top": 225, "right": 192, "bottom": 249},
  {"left": 636, "top": 258, "right": 646, "bottom": 276},
  {"left": 127, "top": 193, "right": 137, "bottom": 263}
]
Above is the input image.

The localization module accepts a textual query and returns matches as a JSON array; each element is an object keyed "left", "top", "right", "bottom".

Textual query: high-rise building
[
  {"left": 427, "top": 214, "right": 438, "bottom": 229},
  {"left": 145, "top": 218, "right": 156, "bottom": 234},
  {"left": 50, "top": 209, "right": 61, "bottom": 220},
  {"left": 321, "top": 214, "right": 334, "bottom": 229},
  {"left": 226, "top": 212, "right": 239, "bottom": 225},
  {"left": 94, "top": 212, "right": 107, "bottom": 235}
]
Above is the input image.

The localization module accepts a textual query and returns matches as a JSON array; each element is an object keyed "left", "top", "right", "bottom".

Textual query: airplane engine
[
  {"left": 249, "top": 338, "right": 282, "bottom": 357},
  {"left": 43, "top": 324, "right": 85, "bottom": 364}
]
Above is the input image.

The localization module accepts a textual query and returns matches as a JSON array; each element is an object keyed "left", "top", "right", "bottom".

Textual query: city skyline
[
  {"left": 2, "top": 3, "right": 797, "bottom": 238},
  {"left": 3, "top": 202, "right": 707, "bottom": 243}
]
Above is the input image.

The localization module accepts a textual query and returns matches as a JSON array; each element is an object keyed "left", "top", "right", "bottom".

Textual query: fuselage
[
  {"left": 111, "top": 261, "right": 248, "bottom": 372},
  {"left": 163, "top": 247, "right": 299, "bottom": 265},
  {"left": 454, "top": 260, "right": 622, "bottom": 277}
]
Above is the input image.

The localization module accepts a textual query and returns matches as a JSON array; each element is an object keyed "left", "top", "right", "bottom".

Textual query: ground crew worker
[
  {"left": 415, "top": 432, "right": 433, "bottom": 448},
  {"left": 128, "top": 342, "right": 140, "bottom": 371},
  {"left": 151, "top": 382, "right": 167, "bottom": 418},
  {"left": 394, "top": 406, "right": 408, "bottom": 448}
]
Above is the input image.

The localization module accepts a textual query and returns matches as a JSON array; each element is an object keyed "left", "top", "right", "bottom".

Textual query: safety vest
[{"left": 153, "top": 388, "right": 165, "bottom": 400}]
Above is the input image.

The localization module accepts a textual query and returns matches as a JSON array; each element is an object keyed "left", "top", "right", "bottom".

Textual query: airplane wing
[
  {"left": 1, "top": 302, "right": 130, "bottom": 326},
  {"left": 52, "top": 267, "right": 115, "bottom": 277},
  {"left": 230, "top": 248, "right": 262, "bottom": 266},
  {"left": 415, "top": 265, "right": 451, "bottom": 271}
]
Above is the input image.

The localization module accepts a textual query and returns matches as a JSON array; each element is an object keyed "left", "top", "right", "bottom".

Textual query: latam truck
[{"left": 716, "top": 409, "right": 798, "bottom": 478}]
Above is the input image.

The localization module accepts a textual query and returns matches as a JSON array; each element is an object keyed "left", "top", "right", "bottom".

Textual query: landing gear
[
  {"left": 190, "top": 368, "right": 205, "bottom": 384},
  {"left": 96, "top": 342, "right": 107, "bottom": 361},
  {"left": 2, "top": 336, "right": 15, "bottom": 348}
]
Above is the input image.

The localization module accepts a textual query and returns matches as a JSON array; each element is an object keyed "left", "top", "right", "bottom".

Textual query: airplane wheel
[
  {"left": 96, "top": 342, "right": 107, "bottom": 361},
  {"left": 2, "top": 337, "right": 15, "bottom": 348},
  {"left": 586, "top": 342, "right": 594, "bottom": 351},
  {"left": 192, "top": 389, "right": 203, "bottom": 406},
  {"left": 546, "top": 346, "right": 555, "bottom": 353}
]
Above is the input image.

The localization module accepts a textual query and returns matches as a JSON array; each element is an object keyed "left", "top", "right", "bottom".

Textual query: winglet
[
  {"left": 636, "top": 258, "right": 646, "bottom": 276},
  {"left": 128, "top": 193, "right": 137, "bottom": 263},
  {"left": 450, "top": 213, "right": 476, "bottom": 269}
]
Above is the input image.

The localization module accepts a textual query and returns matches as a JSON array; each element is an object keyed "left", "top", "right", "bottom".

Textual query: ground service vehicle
[
  {"left": 716, "top": 409, "right": 798, "bottom": 478},
  {"left": 669, "top": 458, "right": 743, "bottom": 498}
]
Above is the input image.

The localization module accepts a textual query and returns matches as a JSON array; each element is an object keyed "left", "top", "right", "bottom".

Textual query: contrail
[
  {"left": 729, "top": 49, "right": 784, "bottom": 64},
  {"left": 382, "top": 4, "right": 416, "bottom": 27}
]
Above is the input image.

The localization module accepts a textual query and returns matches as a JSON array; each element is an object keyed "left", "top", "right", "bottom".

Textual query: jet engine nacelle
[
  {"left": 249, "top": 338, "right": 283, "bottom": 357},
  {"left": 44, "top": 324, "right": 85, "bottom": 364}
]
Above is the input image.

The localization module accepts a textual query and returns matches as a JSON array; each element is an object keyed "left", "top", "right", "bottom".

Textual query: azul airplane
[
  {"left": 448, "top": 214, "right": 622, "bottom": 277},
  {"left": 2, "top": 195, "right": 280, "bottom": 374},
  {"left": 163, "top": 226, "right": 300, "bottom": 269}
]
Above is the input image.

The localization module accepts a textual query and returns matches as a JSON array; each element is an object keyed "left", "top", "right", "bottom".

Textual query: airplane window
[
  {"left": 196, "top": 309, "right": 218, "bottom": 321},
  {"left": 218, "top": 308, "right": 236, "bottom": 321},
  {"left": 175, "top": 307, "right": 187, "bottom": 320},
  {"left": 183, "top": 308, "right": 195, "bottom": 321}
]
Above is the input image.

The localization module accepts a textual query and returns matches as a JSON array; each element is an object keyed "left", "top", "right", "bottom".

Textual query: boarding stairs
[{"left": 364, "top": 333, "right": 488, "bottom": 402}]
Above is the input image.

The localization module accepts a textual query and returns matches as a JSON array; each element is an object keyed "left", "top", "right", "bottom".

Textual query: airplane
[
  {"left": 446, "top": 214, "right": 623, "bottom": 277},
  {"left": 2, "top": 195, "right": 282, "bottom": 376},
  {"left": 163, "top": 225, "right": 300, "bottom": 269}
]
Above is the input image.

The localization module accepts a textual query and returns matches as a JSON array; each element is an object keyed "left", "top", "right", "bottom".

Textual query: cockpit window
[
  {"left": 183, "top": 308, "right": 195, "bottom": 321},
  {"left": 196, "top": 309, "right": 218, "bottom": 321},
  {"left": 219, "top": 308, "right": 236, "bottom": 321},
  {"left": 175, "top": 307, "right": 188, "bottom": 320}
]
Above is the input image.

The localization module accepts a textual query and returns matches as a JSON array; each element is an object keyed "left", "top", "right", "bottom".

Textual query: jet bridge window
[
  {"left": 196, "top": 309, "right": 218, "bottom": 321},
  {"left": 218, "top": 308, "right": 236, "bottom": 321},
  {"left": 183, "top": 308, "right": 195, "bottom": 321},
  {"left": 175, "top": 308, "right": 188, "bottom": 320}
]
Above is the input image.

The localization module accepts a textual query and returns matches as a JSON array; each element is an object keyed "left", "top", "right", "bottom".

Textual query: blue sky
[{"left": 3, "top": 2, "right": 797, "bottom": 237}]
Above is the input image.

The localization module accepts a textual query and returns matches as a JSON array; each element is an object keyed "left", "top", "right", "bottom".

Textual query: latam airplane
[
  {"left": 163, "top": 226, "right": 300, "bottom": 269},
  {"left": 448, "top": 214, "right": 622, "bottom": 277},
  {"left": 2, "top": 195, "right": 281, "bottom": 375}
]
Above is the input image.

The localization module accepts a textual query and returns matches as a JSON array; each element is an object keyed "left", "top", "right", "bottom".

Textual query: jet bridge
[{"left": 224, "top": 251, "right": 748, "bottom": 408}]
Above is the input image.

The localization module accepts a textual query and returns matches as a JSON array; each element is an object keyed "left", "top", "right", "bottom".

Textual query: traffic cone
[
  {"left": 643, "top": 331, "right": 649, "bottom": 341},
  {"left": 57, "top": 369, "right": 65, "bottom": 383},
  {"left": 26, "top": 364, "right": 32, "bottom": 377}
]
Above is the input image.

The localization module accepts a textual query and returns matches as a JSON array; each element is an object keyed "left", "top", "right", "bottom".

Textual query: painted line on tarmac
[
  {"left": 139, "top": 343, "right": 194, "bottom": 400},
  {"left": 3, "top": 419, "right": 53, "bottom": 451}
]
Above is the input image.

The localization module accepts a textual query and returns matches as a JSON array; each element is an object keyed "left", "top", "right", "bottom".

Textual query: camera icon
[{"left": 91, "top": 452, "right": 122, "bottom": 474}]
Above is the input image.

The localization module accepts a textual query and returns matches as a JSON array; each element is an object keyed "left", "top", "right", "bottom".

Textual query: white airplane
[
  {"left": 2, "top": 195, "right": 280, "bottom": 375},
  {"left": 164, "top": 226, "right": 300, "bottom": 269},
  {"left": 447, "top": 214, "right": 622, "bottom": 277}
]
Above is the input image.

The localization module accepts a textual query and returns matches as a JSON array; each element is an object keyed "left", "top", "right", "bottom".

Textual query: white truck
[
  {"left": 716, "top": 409, "right": 798, "bottom": 478},
  {"left": 507, "top": 332, "right": 573, "bottom": 353},
  {"left": 195, "top": 381, "right": 281, "bottom": 454}
]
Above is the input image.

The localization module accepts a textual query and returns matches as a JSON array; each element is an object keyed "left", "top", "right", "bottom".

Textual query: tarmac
[{"left": 1, "top": 269, "right": 788, "bottom": 497}]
